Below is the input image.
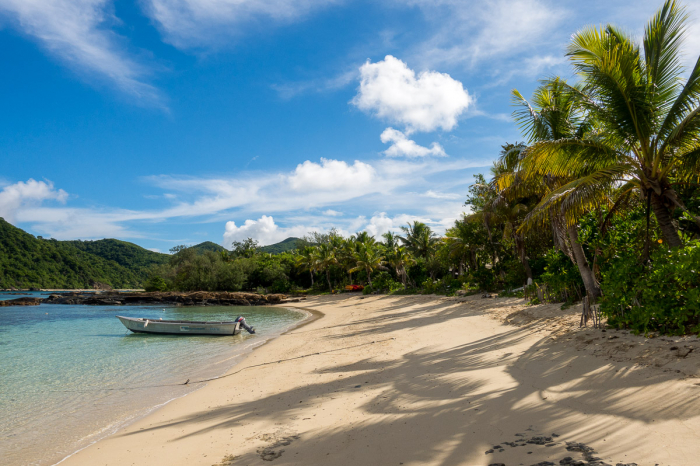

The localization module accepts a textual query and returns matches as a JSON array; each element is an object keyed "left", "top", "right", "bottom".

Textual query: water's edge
[{"left": 50, "top": 305, "right": 320, "bottom": 466}]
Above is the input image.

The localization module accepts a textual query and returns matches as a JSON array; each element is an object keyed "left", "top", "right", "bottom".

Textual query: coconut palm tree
[
  {"left": 510, "top": 78, "right": 603, "bottom": 299},
  {"left": 399, "top": 221, "right": 439, "bottom": 259},
  {"left": 312, "top": 243, "right": 338, "bottom": 291},
  {"left": 520, "top": 0, "right": 700, "bottom": 248},
  {"left": 295, "top": 246, "right": 317, "bottom": 287},
  {"left": 349, "top": 242, "right": 385, "bottom": 287},
  {"left": 383, "top": 232, "right": 415, "bottom": 288}
]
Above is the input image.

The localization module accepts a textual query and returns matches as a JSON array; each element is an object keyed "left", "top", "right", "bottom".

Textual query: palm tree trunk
[
  {"left": 326, "top": 270, "right": 332, "bottom": 291},
  {"left": 309, "top": 270, "right": 314, "bottom": 286},
  {"left": 650, "top": 192, "right": 683, "bottom": 248},
  {"left": 515, "top": 234, "right": 533, "bottom": 283},
  {"left": 366, "top": 267, "right": 373, "bottom": 287},
  {"left": 567, "top": 224, "right": 602, "bottom": 300}
]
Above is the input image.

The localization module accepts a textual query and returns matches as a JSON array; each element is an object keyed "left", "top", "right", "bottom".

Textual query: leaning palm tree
[
  {"left": 510, "top": 78, "right": 604, "bottom": 299},
  {"left": 349, "top": 242, "right": 385, "bottom": 287},
  {"left": 521, "top": 0, "right": 700, "bottom": 248}
]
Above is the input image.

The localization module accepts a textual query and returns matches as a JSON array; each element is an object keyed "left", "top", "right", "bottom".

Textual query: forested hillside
[
  {"left": 0, "top": 219, "right": 167, "bottom": 289},
  {"left": 259, "top": 237, "right": 306, "bottom": 254}
]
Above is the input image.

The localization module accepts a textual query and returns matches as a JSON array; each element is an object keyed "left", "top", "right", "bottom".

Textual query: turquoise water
[{"left": 0, "top": 296, "right": 308, "bottom": 466}]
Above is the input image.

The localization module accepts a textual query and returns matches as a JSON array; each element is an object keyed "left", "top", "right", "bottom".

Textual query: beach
[{"left": 58, "top": 294, "right": 700, "bottom": 466}]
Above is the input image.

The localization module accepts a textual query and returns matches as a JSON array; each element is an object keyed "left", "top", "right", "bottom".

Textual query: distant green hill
[
  {"left": 190, "top": 241, "right": 226, "bottom": 254},
  {"left": 65, "top": 238, "right": 169, "bottom": 269},
  {"left": 0, "top": 218, "right": 165, "bottom": 289},
  {"left": 258, "top": 237, "right": 307, "bottom": 254}
]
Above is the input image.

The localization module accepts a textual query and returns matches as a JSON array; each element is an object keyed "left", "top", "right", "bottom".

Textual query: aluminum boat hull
[{"left": 117, "top": 315, "right": 241, "bottom": 335}]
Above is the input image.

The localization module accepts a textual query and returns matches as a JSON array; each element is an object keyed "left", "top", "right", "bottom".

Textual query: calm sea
[{"left": 0, "top": 293, "right": 308, "bottom": 466}]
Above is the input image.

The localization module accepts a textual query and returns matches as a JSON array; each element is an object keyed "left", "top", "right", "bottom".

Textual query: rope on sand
[{"left": 42, "top": 337, "right": 397, "bottom": 393}]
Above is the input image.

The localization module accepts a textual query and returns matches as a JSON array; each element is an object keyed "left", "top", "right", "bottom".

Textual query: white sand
[{"left": 59, "top": 294, "right": 700, "bottom": 466}]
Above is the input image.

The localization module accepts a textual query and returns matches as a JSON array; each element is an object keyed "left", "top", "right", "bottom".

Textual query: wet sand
[{"left": 58, "top": 294, "right": 700, "bottom": 466}]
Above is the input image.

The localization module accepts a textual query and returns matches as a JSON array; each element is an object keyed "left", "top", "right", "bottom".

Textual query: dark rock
[{"left": 0, "top": 297, "right": 43, "bottom": 307}]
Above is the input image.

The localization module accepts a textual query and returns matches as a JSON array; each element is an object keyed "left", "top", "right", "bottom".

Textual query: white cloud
[
  {"left": 288, "top": 158, "right": 375, "bottom": 191},
  {"left": 223, "top": 215, "right": 316, "bottom": 247},
  {"left": 423, "top": 190, "right": 460, "bottom": 199},
  {"left": 380, "top": 127, "right": 446, "bottom": 158},
  {"left": 0, "top": 0, "right": 159, "bottom": 103},
  {"left": 142, "top": 0, "right": 338, "bottom": 48},
  {"left": 363, "top": 212, "right": 394, "bottom": 237},
  {"left": 403, "top": 0, "right": 566, "bottom": 70},
  {"left": 323, "top": 209, "right": 343, "bottom": 216},
  {"left": 0, "top": 179, "right": 68, "bottom": 223},
  {"left": 352, "top": 55, "right": 472, "bottom": 133}
]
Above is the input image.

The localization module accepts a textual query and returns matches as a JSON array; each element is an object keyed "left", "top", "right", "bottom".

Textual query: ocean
[{"left": 0, "top": 293, "right": 308, "bottom": 466}]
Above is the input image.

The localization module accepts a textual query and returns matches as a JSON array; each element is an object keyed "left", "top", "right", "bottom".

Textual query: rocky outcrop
[
  {"left": 0, "top": 297, "right": 43, "bottom": 306},
  {"left": 43, "top": 291, "right": 294, "bottom": 306}
]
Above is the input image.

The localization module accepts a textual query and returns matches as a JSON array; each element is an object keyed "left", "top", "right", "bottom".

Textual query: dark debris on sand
[{"left": 484, "top": 431, "right": 641, "bottom": 466}]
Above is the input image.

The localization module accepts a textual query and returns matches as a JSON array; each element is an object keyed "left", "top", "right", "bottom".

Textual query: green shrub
[
  {"left": 371, "top": 271, "right": 403, "bottom": 293},
  {"left": 538, "top": 249, "right": 584, "bottom": 303},
  {"left": 601, "top": 241, "right": 700, "bottom": 335},
  {"left": 144, "top": 276, "right": 168, "bottom": 292},
  {"left": 362, "top": 285, "right": 373, "bottom": 295}
]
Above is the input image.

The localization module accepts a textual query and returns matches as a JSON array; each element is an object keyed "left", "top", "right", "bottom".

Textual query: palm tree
[
  {"left": 312, "top": 243, "right": 338, "bottom": 291},
  {"left": 295, "top": 246, "right": 316, "bottom": 287},
  {"left": 349, "top": 242, "right": 385, "bottom": 287},
  {"left": 383, "top": 232, "right": 415, "bottom": 288},
  {"left": 511, "top": 78, "right": 603, "bottom": 299},
  {"left": 399, "top": 221, "right": 439, "bottom": 259},
  {"left": 520, "top": 0, "right": 700, "bottom": 248}
]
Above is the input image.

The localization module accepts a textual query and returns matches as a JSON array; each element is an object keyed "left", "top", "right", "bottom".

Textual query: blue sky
[{"left": 1, "top": 0, "right": 698, "bottom": 251}]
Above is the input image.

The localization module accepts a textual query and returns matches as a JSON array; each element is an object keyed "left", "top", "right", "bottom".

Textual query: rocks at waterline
[
  {"left": 42, "top": 291, "right": 301, "bottom": 307},
  {"left": 0, "top": 297, "right": 43, "bottom": 306}
]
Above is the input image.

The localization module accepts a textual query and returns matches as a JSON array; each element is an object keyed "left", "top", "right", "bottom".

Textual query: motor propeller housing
[{"left": 235, "top": 316, "right": 256, "bottom": 334}]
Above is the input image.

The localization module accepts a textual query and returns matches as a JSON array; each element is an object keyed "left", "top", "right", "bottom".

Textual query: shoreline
[
  {"left": 50, "top": 305, "right": 318, "bottom": 466},
  {"left": 54, "top": 295, "right": 700, "bottom": 465}
]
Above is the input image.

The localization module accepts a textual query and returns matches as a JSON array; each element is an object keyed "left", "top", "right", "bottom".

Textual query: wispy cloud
[
  {"left": 0, "top": 0, "right": 161, "bottom": 104},
  {"left": 4, "top": 155, "right": 487, "bottom": 240},
  {"left": 142, "top": 0, "right": 340, "bottom": 48}
]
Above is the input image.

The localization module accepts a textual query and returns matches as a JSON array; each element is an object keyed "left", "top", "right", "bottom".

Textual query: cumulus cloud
[
  {"left": 223, "top": 215, "right": 316, "bottom": 247},
  {"left": 352, "top": 55, "right": 472, "bottom": 133},
  {"left": 380, "top": 127, "right": 446, "bottom": 158},
  {"left": 363, "top": 212, "right": 394, "bottom": 237},
  {"left": 323, "top": 209, "right": 343, "bottom": 216},
  {"left": 0, "top": 179, "right": 68, "bottom": 223},
  {"left": 142, "top": 0, "right": 338, "bottom": 48},
  {"left": 288, "top": 158, "right": 375, "bottom": 191},
  {"left": 0, "top": 0, "right": 159, "bottom": 102}
]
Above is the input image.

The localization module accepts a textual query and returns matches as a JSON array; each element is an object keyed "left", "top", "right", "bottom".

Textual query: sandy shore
[{"left": 59, "top": 294, "right": 700, "bottom": 466}]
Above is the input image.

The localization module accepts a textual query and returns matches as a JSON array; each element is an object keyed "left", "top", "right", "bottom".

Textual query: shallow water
[{"left": 0, "top": 296, "right": 308, "bottom": 466}]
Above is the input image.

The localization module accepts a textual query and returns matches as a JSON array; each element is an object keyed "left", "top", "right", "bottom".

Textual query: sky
[{"left": 1, "top": 0, "right": 699, "bottom": 252}]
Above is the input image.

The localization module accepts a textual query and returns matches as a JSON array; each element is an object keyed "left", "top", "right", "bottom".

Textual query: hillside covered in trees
[{"left": 0, "top": 219, "right": 171, "bottom": 289}]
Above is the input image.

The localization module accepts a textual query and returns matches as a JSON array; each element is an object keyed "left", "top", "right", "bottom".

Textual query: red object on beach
[{"left": 344, "top": 285, "right": 364, "bottom": 292}]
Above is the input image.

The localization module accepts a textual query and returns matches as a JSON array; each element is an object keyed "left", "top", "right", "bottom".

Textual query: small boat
[{"left": 116, "top": 315, "right": 255, "bottom": 336}]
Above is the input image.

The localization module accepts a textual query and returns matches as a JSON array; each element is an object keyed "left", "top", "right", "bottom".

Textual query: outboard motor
[{"left": 235, "top": 316, "right": 256, "bottom": 334}]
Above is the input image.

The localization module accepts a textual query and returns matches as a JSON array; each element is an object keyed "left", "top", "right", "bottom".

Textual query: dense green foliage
[
  {"left": 601, "top": 242, "right": 700, "bottom": 335},
  {"left": 0, "top": 218, "right": 160, "bottom": 289}
]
